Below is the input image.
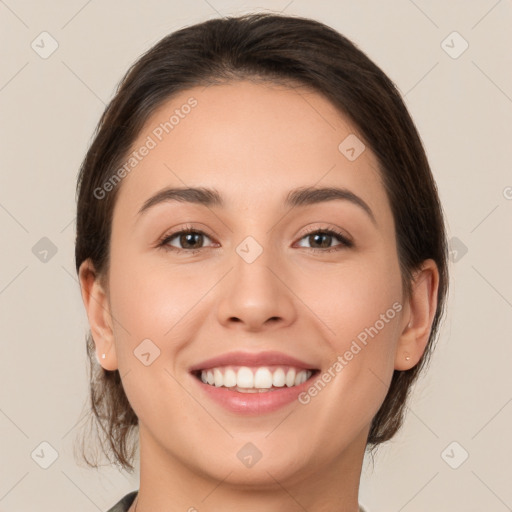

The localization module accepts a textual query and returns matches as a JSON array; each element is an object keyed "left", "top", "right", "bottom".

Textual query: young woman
[{"left": 75, "top": 13, "right": 448, "bottom": 512}]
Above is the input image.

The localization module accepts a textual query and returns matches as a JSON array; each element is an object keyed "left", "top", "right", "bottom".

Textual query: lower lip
[{"left": 191, "top": 372, "right": 318, "bottom": 414}]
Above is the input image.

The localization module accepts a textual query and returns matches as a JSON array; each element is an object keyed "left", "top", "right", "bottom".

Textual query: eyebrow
[{"left": 137, "top": 185, "right": 376, "bottom": 225}]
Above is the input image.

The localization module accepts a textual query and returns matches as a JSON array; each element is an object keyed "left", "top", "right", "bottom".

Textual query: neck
[{"left": 131, "top": 424, "right": 367, "bottom": 512}]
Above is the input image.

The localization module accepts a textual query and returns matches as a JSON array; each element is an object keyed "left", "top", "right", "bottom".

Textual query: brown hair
[{"left": 74, "top": 12, "right": 448, "bottom": 472}]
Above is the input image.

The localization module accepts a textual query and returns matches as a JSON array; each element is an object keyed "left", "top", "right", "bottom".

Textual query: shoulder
[{"left": 105, "top": 491, "right": 138, "bottom": 512}]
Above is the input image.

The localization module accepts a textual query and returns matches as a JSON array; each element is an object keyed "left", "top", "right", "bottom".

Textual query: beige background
[{"left": 1, "top": 1, "right": 511, "bottom": 510}]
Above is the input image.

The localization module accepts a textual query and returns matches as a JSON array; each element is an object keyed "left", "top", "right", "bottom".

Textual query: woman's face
[{"left": 93, "top": 80, "right": 410, "bottom": 486}]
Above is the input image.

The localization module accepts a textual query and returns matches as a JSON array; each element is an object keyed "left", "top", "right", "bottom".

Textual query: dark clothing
[
  {"left": 106, "top": 490, "right": 367, "bottom": 511},
  {"left": 106, "top": 491, "right": 137, "bottom": 512}
]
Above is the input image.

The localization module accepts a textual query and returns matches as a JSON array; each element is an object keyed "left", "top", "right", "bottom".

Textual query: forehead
[{"left": 112, "top": 80, "right": 390, "bottom": 224}]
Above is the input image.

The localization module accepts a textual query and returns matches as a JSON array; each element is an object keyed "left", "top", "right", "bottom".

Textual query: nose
[{"left": 216, "top": 244, "right": 297, "bottom": 332}]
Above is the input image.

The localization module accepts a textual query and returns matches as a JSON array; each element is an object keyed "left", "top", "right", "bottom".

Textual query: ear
[
  {"left": 78, "top": 259, "right": 118, "bottom": 371},
  {"left": 395, "top": 259, "right": 440, "bottom": 370}
]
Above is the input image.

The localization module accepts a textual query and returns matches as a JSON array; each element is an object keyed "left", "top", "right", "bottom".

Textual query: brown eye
[
  {"left": 296, "top": 228, "right": 353, "bottom": 252},
  {"left": 159, "top": 229, "right": 215, "bottom": 252},
  {"left": 306, "top": 232, "right": 334, "bottom": 249},
  {"left": 176, "top": 232, "right": 205, "bottom": 249}
]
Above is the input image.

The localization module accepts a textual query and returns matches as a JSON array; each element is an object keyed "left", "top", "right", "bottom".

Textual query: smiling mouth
[{"left": 191, "top": 365, "right": 320, "bottom": 393}]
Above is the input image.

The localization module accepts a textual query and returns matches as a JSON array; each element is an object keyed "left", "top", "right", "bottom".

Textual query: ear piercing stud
[
  {"left": 102, "top": 353, "right": 106, "bottom": 359},
  {"left": 405, "top": 354, "right": 411, "bottom": 361}
]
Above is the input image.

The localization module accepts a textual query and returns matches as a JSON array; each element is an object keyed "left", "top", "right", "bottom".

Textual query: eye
[
  {"left": 295, "top": 227, "right": 353, "bottom": 253},
  {"left": 157, "top": 225, "right": 216, "bottom": 254},
  {"left": 156, "top": 224, "right": 353, "bottom": 254}
]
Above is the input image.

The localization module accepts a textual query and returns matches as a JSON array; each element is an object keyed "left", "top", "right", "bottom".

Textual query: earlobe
[
  {"left": 395, "top": 259, "right": 439, "bottom": 371},
  {"left": 78, "top": 259, "right": 118, "bottom": 371}
]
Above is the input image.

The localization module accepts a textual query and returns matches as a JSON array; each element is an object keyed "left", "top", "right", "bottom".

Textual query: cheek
[
  {"left": 287, "top": 255, "right": 404, "bottom": 457},
  {"left": 109, "top": 260, "right": 194, "bottom": 339},
  {"left": 303, "top": 252, "right": 402, "bottom": 332},
  {"left": 108, "top": 251, "right": 221, "bottom": 363},
  {"left": 106, "top": 255, "right": 200, "bottom": 418},
  {"left": 303, "top": 251, "right": 404, "bottom": 387}
]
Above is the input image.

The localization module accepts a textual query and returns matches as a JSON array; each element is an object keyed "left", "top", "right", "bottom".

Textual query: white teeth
[
  {"left": 295, "top": 371, "right": 303, "bottom": 386},
  {"left": 198, "top": 366, "right": 313, "bottom": 390},
  {"left": 254, "top": 367, "right": 273, "bottom": 388},
  {"left": 285, "top": 368, "right": 296, "bottom": 387},
  {"left": 223, "top": 368, "right": 237, "bottom": 388},
  {"left": 237, "top": 367, "right": 254, "bottom": 388},
  {"left": 214, "top": 368, "right": 223, "bottom": 387},
  {"left": 272, "top": 368, "right": 285, "bottom": 387}
]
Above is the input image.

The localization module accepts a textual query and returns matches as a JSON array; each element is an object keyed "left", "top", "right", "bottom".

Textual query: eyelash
[{"left": 156, "top": 224, "right": 354, "bottom": 254}]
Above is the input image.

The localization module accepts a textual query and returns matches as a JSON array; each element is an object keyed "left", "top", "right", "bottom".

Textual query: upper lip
[{"left": 189, "top": 350, "right": 319, "bottom": 372}]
